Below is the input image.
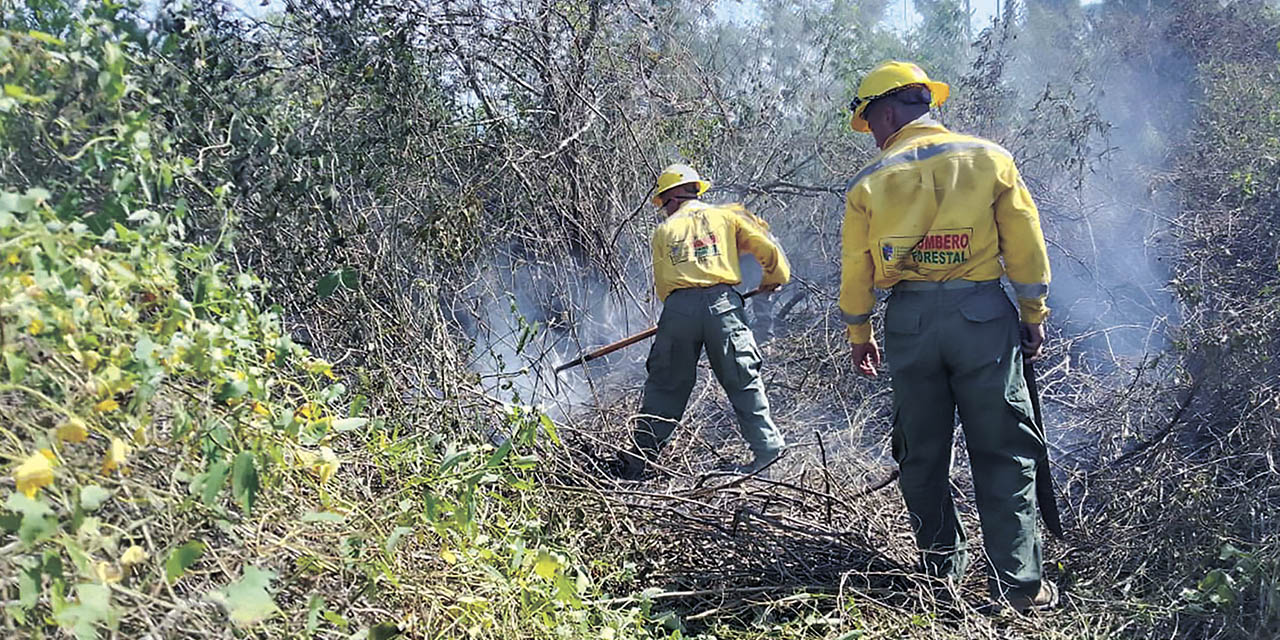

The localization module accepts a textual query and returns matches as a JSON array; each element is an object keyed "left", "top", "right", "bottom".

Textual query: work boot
[
  {"left": 616, "top": 448, "right": 652, "bottom": 481},
  {"left": 1004, "top": 580, "right": 1059, "bottom": 614},
  {"left": 736, "top": 446, "right": 784, "bottom": 475}
]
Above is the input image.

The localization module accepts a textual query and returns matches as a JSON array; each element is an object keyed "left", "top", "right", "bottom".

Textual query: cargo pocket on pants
[
  {"left": 1004, "top": 359, "right": 1042, "bottom": 445},
  {"left": 645, "top": 332, "right": 676, "bottom": 390},
  {"left": 728, "top": 329, "right": 762, "bottom": 389},
  {"left": 889, "top": 408, "right": 908, "bottom": 464}
]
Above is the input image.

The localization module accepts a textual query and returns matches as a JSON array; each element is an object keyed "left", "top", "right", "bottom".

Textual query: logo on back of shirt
[
  {"left": 669, "top": 232, "right": 721, "bottom": 265},
  {"left": 879, "top": 227, "right": 973, "bottom": 277}
]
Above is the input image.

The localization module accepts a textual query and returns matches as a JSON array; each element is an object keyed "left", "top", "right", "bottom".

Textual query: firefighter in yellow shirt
[
  {"left": 840, "top": 62, "right": 1057, "bottom": 612},
  {"left": 619, "top": 165, "right": 790, "bottom": 479}
]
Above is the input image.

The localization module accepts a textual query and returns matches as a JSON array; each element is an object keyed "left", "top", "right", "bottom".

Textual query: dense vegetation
[{"left": 2, "top": 0, "right": 1279, "bottom": 638}]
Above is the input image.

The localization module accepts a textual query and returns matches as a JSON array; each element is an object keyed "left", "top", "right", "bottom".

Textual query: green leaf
[
  {"left": 231, "top": 452, "right": 259, "bottom": 515},
  {"left": 317, "top": 267, "right": 360, "bottom": 299},
  {"left": 301, "top": 511, "right": 346, "bottom": 523},
  {"left": 316, "top": 271, "right": 341, "bottom": 299},
  {"left": 25, "top": 187, "right": 49, "bottom": 205},
  {"left": 206, "top": 566, "right": 279, "bottom": 627},
  {"left": 3, "top": 84, "right": 46, "bottom": 104},
  {"left": 533, "top": 550, "right": 560, "bottom": 581},
  {"left": 339, "top": 267, "right": 360, "bottom": 289},
  {"left": 4, "top": 352, "right": 28, "bottom": 383},
  {"left": 198, "top": 459, "right": 230, "bottom": 507},
  {"left": 17, "top": 556, "right": 40, "bottom": 609},
  {"left": 511, "top": 454, "right": 539, "bottom": 469},
  {"left": 79, "top": 486, "right": 112, "bottom": 512},
  {"left": 0, "top": 190, "right": 33, "bottom": 213},
  {"left": 27, "top": 30, "right": 66, "bottom": 47},
  {"left": 322, "top": 610, "right": 349, "bottom": 632},
  {"left": 438, "top": 445, "right": 469, "bottom": 474},
  {"left": 369, "top": 622, "right": 402, "bottom": 640},
  {"left": 134, "top": 335, "right": 158, "bottom": 366},
  {"left": 349, "top": 395, "right": 368, "bottom": 417},
  {"left": 305, "top": 595, "right": 325, "bottom": 634},
  {"left": 331, "top": 417, "right": 368, "bottom": 432},
  {"left": 42, "top": 550, "right": 64, "bottom": 582},
  {"left": 486, "top": 439, "right": 513, "bottom": 468},
  {"left": 54, "top": 583, "right": 114, "bottom": 640},
  {"left": 215, "top": 379, "right": 249, "bottom": 404},
  {"left": 165, "top": 541, "right": 205, "bottom": 584},
  {"left": 385, "top": 526, "right": 413, "bottom": 553},
  {"left": 554, "top": 572, "right": 582, "bottom": 605},
  {"left": 539, "top": 413, "right": 560, "bottom": 446},
  {"left": 5, "top": 493, "right": 57, "bottom": 546}
]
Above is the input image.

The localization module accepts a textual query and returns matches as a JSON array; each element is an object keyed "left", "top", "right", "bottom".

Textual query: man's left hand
[{"left": 1020, "top": 322, "right": 1045, "bottom": 360}]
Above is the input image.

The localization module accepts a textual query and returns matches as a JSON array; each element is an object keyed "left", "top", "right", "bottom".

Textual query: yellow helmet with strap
[
  {"left": 652, "top": 164, "right": 711, "bottom": 206},
  {"left": 849, "top": 61, "right": 950, "bottom": 133}
]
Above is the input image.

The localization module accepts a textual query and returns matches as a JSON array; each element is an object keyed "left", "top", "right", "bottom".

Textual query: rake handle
[{"left": 553, "top": 286, "right": 768, "bottom": 374}]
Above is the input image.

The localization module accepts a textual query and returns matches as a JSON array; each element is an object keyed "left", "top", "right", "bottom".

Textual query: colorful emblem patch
[
  {"left": 669, "top": 232, "right": 720, "bottom": 265},
  {"left": 879, "top": 227, "right": 973, "bottom": 277}
]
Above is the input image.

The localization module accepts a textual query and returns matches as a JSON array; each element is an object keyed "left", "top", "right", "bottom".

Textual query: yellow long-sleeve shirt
[
  {"left": 652, "top": 200, "right": 790, "bottom": 302},
  {"left": 840, "top": 117, "right": 1051, "bottom": 343}
]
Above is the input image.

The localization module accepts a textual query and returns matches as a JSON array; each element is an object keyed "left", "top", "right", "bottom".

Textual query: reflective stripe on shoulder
[
  {"left": 842, "top": 311, "right": 872, "bottom": 325},
  {"left": 1010, "top": 281, "right": 1049, "bottom": 299},
  {"left": 848, "top": 139, "right": 1012, "bottom": 191}
]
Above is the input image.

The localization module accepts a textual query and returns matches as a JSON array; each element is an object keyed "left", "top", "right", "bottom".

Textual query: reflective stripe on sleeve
[
  {"left": 848, "top": 140, "right": 1012, "bottom": 191},
  {"left": 1010, "top": 281, "right": 1049, "bottom": 299},
  {"left": 842, "top": 311, "right": 872, "bottom": 325}
]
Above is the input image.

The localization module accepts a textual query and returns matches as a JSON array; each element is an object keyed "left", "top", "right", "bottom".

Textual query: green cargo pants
[
  {"left": 883, "top": 280, "right": 1045, "bottom": 600},
  {"left": 632, "top": 284, "right": 785, "bottom": 460}
]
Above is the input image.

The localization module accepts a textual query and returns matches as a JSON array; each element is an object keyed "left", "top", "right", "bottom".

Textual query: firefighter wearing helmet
[
  {"left": 618, "top": 164, "right": 790, "bottom": 479},
  {"left": 840, "top": 61, "right": 1057, "bottom": 612}
]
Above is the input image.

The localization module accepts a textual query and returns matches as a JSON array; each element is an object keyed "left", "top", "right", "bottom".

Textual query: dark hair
[
  {"left": 657, "top": 182, "right": 701, "bottom": 203},
  {"left": 866, "top": 84, "right": 932, "bottom": 123},
  {"left": 884, "top": 84, "right": 931, "bottom": 107}
]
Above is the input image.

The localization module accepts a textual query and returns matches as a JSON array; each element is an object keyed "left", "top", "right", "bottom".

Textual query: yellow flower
[
  {"left": 93, "top": 398, "right": 119, "bottom": 413},
  {"left": 263, "top": 350, "right": 276, "bottom": 364},
  {"left": 101, "top": 437, "right": 130, "bottom": 475},
  {"left": 313, "top": 447, "right": 340, "bottom": 483},
  {"left": 56, "top": 418, "right": 89, "bottom": 443},
  {"left": 19, "top": 274, "right": 34, "bottom": 287},
  {"left": 297, "top": 404, "right": 314, "bottom": 419},
  {"left": 120, "top": 545, "right": 149, "bottom": 566},
  {"left": 27, "top": 316, "right": 43, "bottom": 336},
  {"left": 14, "top": 452, "right": 54, "bottom": 497},
  {"left": 304, "top": 359, "right": 337, "bottom": 380},
  {"left": 5, "top": 252, "right": 18, "bottom": 265},
  {"left": 297, "top": 447, "right": 340, "bottom": 484},
  {"left": 251, "top": 401, "right": 271, "bottom": 418},
  {"left": 94, "top": 561, "right": 123, "bottom": 584}
]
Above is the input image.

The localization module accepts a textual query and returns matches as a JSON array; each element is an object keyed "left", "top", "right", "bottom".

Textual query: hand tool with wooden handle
[{"left": 553, "top": 287, "right": 769, "bottom": 374}]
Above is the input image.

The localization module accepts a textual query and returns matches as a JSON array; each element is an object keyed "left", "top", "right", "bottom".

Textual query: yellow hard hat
[
  {"left": 848, "top": 61, "right": 950, "bottom": 133},
  {"left": 651, "top": 164, "right": 710, "bottom": 206}
]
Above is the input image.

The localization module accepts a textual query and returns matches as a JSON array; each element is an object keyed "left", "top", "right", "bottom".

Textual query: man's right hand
[
  {"left": 1020, "top": 322, "right": 1045, "bottom": 360},
  {"left": 852, "top": 337, "right": 882, "bottom": 377}
]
